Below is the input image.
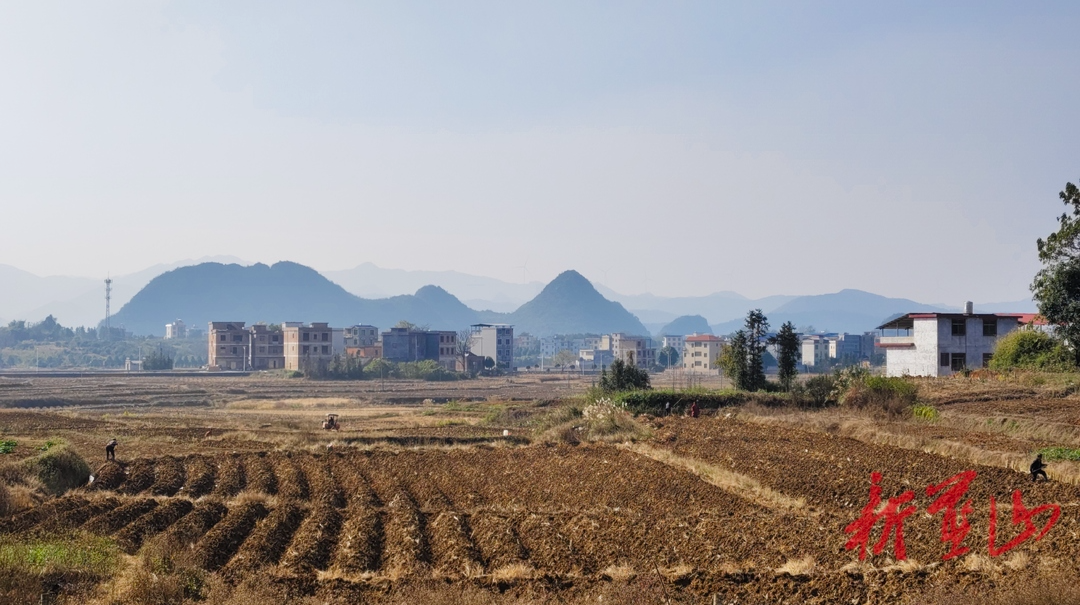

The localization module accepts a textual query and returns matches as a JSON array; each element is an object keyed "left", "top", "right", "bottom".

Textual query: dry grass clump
[
  {"left": 774, "top": 555, "right": 816, "bottom": 577},
  {"left": 538, "top": 399, "right": 651, "bottom": 444},
  {"left": 623, "top": 443, "right": 808, "bottom": 515},
  {"left": 489, "top": 562, "right": 537, "bottom": 583},
  {"left": 601, "top": 564, "right": 637, "bottom": 581}
]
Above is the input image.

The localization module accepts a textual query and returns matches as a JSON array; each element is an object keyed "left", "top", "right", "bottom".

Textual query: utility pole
[{"left": 104, "top": 277, "right": 112, "bottom": 340}]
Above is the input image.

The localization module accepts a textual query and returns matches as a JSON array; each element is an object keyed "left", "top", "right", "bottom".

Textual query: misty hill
[
  {"left": 109, "top": 262, "right": 483, "bottom": 336},
  {"left": 503, "top": 270, "right": 649, "bottom": 337},
  {"left": 709, "top": 289, "right": 954, "bottom": 335},
  {"left": 593, "top": 284, "right": 798, "bottom": 325},
  {"left": 658, "top": 315, "right": 713, "bottom": 336},
  {"left": 0, "top": 256, "right": 250, "bottom": 328},
  {"left": 325, "top": 262, "right": 544, "bottom": 312}
]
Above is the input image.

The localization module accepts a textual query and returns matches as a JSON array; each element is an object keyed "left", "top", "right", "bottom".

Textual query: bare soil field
[{"left": 3, "top": 374, "right": 1080, "bottom": 603}]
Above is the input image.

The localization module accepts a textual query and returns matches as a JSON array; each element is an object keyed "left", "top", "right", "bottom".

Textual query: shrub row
[{"left": 613, "top": 390, "right": 788, "bottom": 415}]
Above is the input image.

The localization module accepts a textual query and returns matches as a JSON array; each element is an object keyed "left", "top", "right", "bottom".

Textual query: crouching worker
[
  {"left": 105, "top": 438, "right": 118, "bottom": 461},
  {"left": 1031, "top": 453, "right": 1048, "bottom": 482}
]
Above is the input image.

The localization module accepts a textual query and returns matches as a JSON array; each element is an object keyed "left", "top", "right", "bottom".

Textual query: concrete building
[
  {"left": 249, "top": 324, "right": 285, "bottom": 370},
  {"left": 164, "top": 319, "right": 186, "bottom": 340},
  {"left": 381, "top": 328, "right": 458, "bottom": 369},
  {"left": 344, "top": 325, "right": 379, "bottom": 348},
  {"left": 800, "top": 334, "right": 832, "bottom": 368},
  {"left": 208, "top": 321, "right": 250, "bottom": 370},
  {"left": 470, "top": 324, "right": 514, "bottom": 369},
  {"left": 611, "top": 333, "right": 654, "bottom": 368},
  {"left": 578, "top": 348, "right": 614, "bottom": 370},
  {"left": 283, "top": 322, "right": 335, "bottom": 371},
  {"left": 661, "top": 335, "right": 685, "bottom": 352},
  {"left": 877, "top": 306, "right": 1024, "bottom": 377},
  {"left": 683, "top": 334, "right": 724, "bottom": 372}
]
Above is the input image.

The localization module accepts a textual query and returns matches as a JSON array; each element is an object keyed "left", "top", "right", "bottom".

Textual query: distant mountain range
[
  {"left": 108, "top": 263, "right": 648, "bottom": 337},
  {"left": 0, "top": 260, "right": 1037, "bottom": 336}
]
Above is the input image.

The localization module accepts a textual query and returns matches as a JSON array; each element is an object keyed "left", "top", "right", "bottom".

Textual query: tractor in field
[{"left": 322, "top": 413, "right": 340, "bottom": 431}]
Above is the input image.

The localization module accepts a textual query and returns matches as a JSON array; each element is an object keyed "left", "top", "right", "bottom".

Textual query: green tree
[
  {"left": 1033, "top": 180, "right": 1080, "bottom": 363},
  {"left": 718, "top": 309, "right": 770, "bottom": 391},
  {"left": 770, "top": 321, "right": 800, "bottom": 391},
  {"left": 143, "top": 346, "right": 174, "bottom": 370},
  {"left": 657, "top": 346, "right": 680, "bottom": 368},
  {"left": 599, "top": 357, "right": 650, "bottom": 391},
  {"left": 552, "top": 349, "right": 578, "bottom": 367}
]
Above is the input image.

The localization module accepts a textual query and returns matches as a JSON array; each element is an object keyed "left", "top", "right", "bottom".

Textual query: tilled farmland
[{"left": 5, "top": 393, "right": 1080, "bottom": 603}]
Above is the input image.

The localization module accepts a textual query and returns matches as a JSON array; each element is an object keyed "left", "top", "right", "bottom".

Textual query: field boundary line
[
  {"left": 736, "top": 413, "right": 1080, "bottom": 487},
  {"left": 618, "top": 443, "right": 812, "bottom": 517}
]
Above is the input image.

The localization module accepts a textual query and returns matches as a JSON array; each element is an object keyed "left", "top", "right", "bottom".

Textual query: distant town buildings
[
  {"left": 876, "top": 305, "right": 1025, "bottom": 377},
  {"left": 249, "top": 324, "right": 285, "bottom": 370},
  {"left": 283, "top": 322, "right": 335, "bottom": 371},
  {"left": 683, "top": 334, "right": 724, "bottom": 372},
  {"left": 380, "top": 327, "right": 458, "bottom": 370},
  {"left": 164, "top": 319, "right": 186, "bottom": 340}
]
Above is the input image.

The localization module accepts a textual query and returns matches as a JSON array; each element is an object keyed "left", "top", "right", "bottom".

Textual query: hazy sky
[{"left": 2, "top": 1, "right": 1077, "bottom": 302}]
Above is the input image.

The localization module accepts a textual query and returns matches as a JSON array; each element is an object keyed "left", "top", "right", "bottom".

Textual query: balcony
[{"left": 877, "top": 335, "right": 914, "bottom": 348}]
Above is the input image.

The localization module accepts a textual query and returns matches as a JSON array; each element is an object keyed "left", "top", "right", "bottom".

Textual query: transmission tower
[{"left": 104, "top": 277, "right": 112, "bottom": 339}]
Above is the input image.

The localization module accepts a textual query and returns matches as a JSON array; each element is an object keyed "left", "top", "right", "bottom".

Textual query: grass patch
[
  {"left": 1039, "top": 446, "right": 1080, "bottom": 462},
  {"left": 912, "top": 404, "right": 940, "bottom": 421},
  {"left": 0, "top": 440, "right": 15, "bottom": 454},
  {"left": 23, "top": 441, "right": 90, "bottom": 495},
  {"left": 0, "top": 533, "right": 120, "bottom": 576}
]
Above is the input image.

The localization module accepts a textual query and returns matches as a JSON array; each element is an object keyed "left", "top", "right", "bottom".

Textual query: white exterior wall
[{"left": 885, "top": 316, "right": 1021, "bottom": 377}]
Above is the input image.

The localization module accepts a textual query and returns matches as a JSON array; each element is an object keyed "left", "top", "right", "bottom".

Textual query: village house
[{"left": 876, "top": 304, "right": 1026, "bottom": 377}]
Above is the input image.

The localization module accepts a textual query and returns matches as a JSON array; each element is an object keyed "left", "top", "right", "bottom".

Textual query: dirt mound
[
  {"left": 149, "top": 456, "right": 185, "bottom": 496},
  {"left": 120, "top": 459, "right": 155, "bottom": 495},
  {"left": 244, "top": 453, "right": 277, "bottom": 495},
  {"left": 382, "top": 492, "right": 429, "bottom": 576},
  {"left": 116, "top": 498, "right": 194, "bottom": 553},
  {"left": 212, "top": 454, "right": 246, "bottom": 497},
  {"left": 165, "top": 499, "right": 228, "bottom": 546},
  {"left": 428, "top": 511, "right": 483, "bottom": 577},
  {"left": 194, "top": 500, "right": 268, "bottom": 571},
  {"left": 224, "top": 502, "right": 306, "bottom": 577},
  {"left": 300, "top": 455, "right": 344, "bottom": 508},
  {"left": 282, "top": 505, "right": 342, "bottom": 572},
  {"left": 328, "top": 454, "right": 379, "bottom": 506},
  {"left": 0, "top": 495, "right": 88, "bottom": 534},
  {"left": 182, "top": 455, "right": 216, "bottom": 497},
  {"left": 85, "top": 498, "right": 159, "bottom": 534},
  {"left": 470, "top": 511, "right": 528, "bottom": 570},
  {"left": 272, "top": 453, "right": 309, "bottom": 500},
  {"left": 330, "top": 506, "right": 382, "bottom": 574},
  {"left": 42, "top": 497, "right": 120, "bottom": 533},
  {"left": 89, "top": 461, "right": 126, "bottom": 491}
]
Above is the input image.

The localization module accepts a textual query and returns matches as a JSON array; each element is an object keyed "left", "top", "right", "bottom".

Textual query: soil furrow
[
  {"left": 116, "top": 498, "right": 194, "bottom": 553},
  {"left": 193, "top": 500, "right": 269, "bottom": 571}
]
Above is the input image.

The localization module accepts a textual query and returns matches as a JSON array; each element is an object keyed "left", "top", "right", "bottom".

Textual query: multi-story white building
[
  {"left": 661, "top": 334, "right": 685, "bottom": 352},
  {"left": 470, "top": 324, "right": 514, "bottom": 369},
  {"left": 877, "top": 306, "right": 1024, "bottom": 377},
  {"left": 611, "top": 333, "right": 655, "bottom": 368},
  {"left": 683, "top": 334, "right": 723, "bottom": 372},
  {"left": 800, "top": 334, "right": 832, "bottom": 367}
]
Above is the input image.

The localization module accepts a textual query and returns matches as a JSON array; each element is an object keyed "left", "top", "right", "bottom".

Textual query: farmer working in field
[
  {"left": 1031, "top": 453, "right": 1049, "bottom": 482},
  {"left": 105, "top": 438, "right": 117, "bottom": 461},
  {"left": 689, "top": 401, "right": 700, "bottom": 418}
]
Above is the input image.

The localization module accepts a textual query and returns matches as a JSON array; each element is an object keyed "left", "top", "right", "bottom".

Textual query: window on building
[
  {"left": 302, "top": 345, "right": 309, "bottom": 354},
  {"left": 219, "top": 334, "right": 226, "bottom": 342},
  {"left": 983, "top": 319, "right": 998, "bottom": 337},
  {"left": 322, "top": 333, "right": 328, "bottom": 342},
  {"left": 321, "top": 346, "right": 329, "bottom": 354},
  {"left": 231, "top": 347, "right": 237, "bottom": 355},
  {"left": 950, "top": 353, "right": 967, "bottom": 372},
  {"left": 302, "top": 333, "right": 309, "bottom": 342},
  {"left": 940, "top": 352, "right": 950, "bottom": 367},
  {"left": 983, "top": 353, "right": 993, "bottom": 367},
  {"left": 951, "top": 319, "right": 966, "bottom": 336}
]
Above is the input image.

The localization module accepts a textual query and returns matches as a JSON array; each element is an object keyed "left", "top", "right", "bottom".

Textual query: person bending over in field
[
  {"left": 105, "top": 438, "right": 118, "bottom": 461},
  {"left": 1031, "top": 453, "right": 1048, "bottom": 482}
]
